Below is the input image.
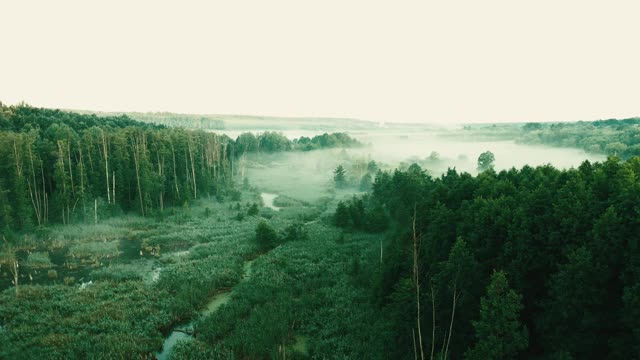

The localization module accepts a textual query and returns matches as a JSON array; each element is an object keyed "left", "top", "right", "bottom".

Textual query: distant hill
[{"left": 69, "top": 110, "right": 378, "bottom": 131}]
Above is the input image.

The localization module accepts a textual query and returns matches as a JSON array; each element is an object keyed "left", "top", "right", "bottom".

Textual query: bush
[
  {"left": 247, "top": 203, "right": 259, "bottom": 216},
  {"left": 25, "top": 252, "right": 53, "bottom": 269},
  {"left": 68, "top": 241, "right": 120, "bottom": 260},
  {"left": 255, "top": 221, "right": 279, "bottom": 251},
  {"left": 48, "top": 269, "right": 58, "bottom": 279},
  {"left": 230, "top": 190, "right": 242, "bottom": 201},
  {"left": 283, "top": 223, "right": 307, "bottom": 242}
]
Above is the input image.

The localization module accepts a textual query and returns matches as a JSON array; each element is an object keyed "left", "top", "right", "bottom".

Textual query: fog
[{"left": 232, "top": 127, "right": 606, "bottom": 201}]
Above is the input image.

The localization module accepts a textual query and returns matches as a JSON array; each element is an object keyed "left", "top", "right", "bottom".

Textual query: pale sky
[{"left": 1, "top": 1, "right": 639, "bottom": 123}]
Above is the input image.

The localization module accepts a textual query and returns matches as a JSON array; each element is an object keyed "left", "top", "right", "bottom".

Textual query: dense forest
[
  {"left": 0, "top": 104, "right": 360, "bottom": 234},
  {"left": 335, "top": 157, "right": 640, "bottom": 359}
]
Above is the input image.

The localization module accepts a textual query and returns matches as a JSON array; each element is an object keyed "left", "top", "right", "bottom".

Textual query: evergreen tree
[
  {"left": 360, "top": 173, "right": 373, "bottom": 191},
  {"left": 334, "top": 201, "right": 350, "bottom": 228},
  {"left": 247, "top": 203, "right": 259, "bottom": 216},
  {"left": 465, "top": 271, "right": 528, "bottom": 360},
  {"left": 334, "top": 165, "right": 347, "bottom": 189}
]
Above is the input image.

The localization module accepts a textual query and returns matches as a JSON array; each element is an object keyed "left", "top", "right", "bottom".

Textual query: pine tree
[
  {"left": 335, "top": 201, "right": 350, "bottom": 228},
  {"left": 465, "top": 271, "right": 528, "bottom": 360},
  {"left": 334, "top": 165, "right": 347, "bottom": 189}
]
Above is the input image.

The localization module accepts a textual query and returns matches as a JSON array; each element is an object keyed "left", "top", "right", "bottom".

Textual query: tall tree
[
  {"left": 465, "top": 271, "right": 528, "bottom": 360},
  {"left": 476, "top": 151, "right": 495, "bottom": 172},
  {"left": 334, "top": 165, "right": 347, "bottom": 189}
]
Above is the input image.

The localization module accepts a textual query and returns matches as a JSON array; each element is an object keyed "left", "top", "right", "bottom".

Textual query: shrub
[
  {"left": 68, "top": 241, "right": 120, "bottom": 260},
  {"left": 247, "top": 203, "right": 259, "bottom": 216},
  {"left": 25, "top": 252, "right": 53, "bottom": 269},
  {"left": 255, "top": 221, "right": 279, "bottom": 251},
  {"left": 48, "top": 269, "right": 58, "bottom": 279},
  {"left": 283, "top": 223, "right": 307, "bottom": 242}
]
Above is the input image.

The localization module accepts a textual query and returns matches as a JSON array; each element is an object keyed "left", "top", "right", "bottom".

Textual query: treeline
[
  {"left": 0, "top": 104, "right": 235, "bottom": 234},
  {"left": 518, "top": 118, "right": 640, "bottom": 158},
  {"left": 343, "top": 158, "right": 640, "bottom": 359},
  {"left": 0, "top": 104, "right": 363, "bottom": 234},
  {"left": 235, "top": 131, "right": 361, "bottom": 153},
  {"left": 461, "top": 118, "right": 640, "bottom": 159}
]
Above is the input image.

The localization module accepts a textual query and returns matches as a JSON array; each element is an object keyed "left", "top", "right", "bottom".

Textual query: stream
[
  {"left": 261, "top": 192, "right": 281, "bottom": 211},
  {"left": 155, "top": 260, "right": 254, "bottom": 360}
]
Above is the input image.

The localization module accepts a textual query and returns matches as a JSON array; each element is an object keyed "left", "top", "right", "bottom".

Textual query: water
[
  {"left": 155, "top": 259, "right": 256, "bottom": 359},
  {"left": 261, "top": 193, "right": 281, "bottom": 211},
  {"left": 155, "top": 331, "right": 191, "bottom": 360}
]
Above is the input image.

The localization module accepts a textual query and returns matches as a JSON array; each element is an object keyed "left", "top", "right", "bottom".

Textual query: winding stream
[{"left": 155, "top": 259, "right": 255, "bottom": 360}]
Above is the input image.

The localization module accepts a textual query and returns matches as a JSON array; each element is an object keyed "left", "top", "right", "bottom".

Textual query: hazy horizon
[{"left": 2, "top": 1, "right": 639, "bottom": 124}]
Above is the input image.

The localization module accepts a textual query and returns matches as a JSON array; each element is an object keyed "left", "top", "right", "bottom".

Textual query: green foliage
[
  {"left": 467, "top": 117, "right": 640, "bottom": 159},
  {"left": 333, "top": 165, "right": 347, "bottom": 188},
  {"left": 334, "top": 196, "right": 387, "bottom": 233},
  {"left": 257, "top": 131, "right": 291, "bottom": 152},
  {"left": 371, "top": 157, "right": 640, "bottom": 358},
  {"left": 359, "top": 173, "right": 373, "bottom": 191},
  {"left": 247, "top": 203, "right": 259, "bottom": 216},
  {"left": 171, "top": 340, "right": 235, "bottom": 360},
  {"left": 465, "top": 271, "right": 528, "bottom": 360},
  {"left": 334, "top": 201, "right": 350, "bottom": 228},
  {"left": 24, "top": 252, "right": 53, "bottom": 269},
  {"left": 0, "top": 282, "right": 172, "bottom": 359},
  {"left": 477, "top": 151, "right": 495, "bottom": 171},
  {"left": 68, "top": 241, "right": 120, "bottom": 260},
  {"left": 294, "top": 132, "right": 362, "bottom": 151},
  {"left": 194, "top": 222, "right": 385, "bottom": 359},
  {"left": 282, "top": 222, "right": 308, "bottom": 241},
  {"left": 0, "top": 104, "right": 236, "bottom": 230},
  {"left": 255, "top": 220, "right": 280, "bottom": 251},
  {"left": 367, "top": 160, "right": 379, "bottom": 173}
]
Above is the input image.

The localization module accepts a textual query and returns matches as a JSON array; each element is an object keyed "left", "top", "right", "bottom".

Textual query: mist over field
[{"left": 232, "top": 126, "right": 606, "bottom": 201}]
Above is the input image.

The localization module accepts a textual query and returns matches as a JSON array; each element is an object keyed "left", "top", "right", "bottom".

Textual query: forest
[
  {"left": 0, "top": 104, "right": 360, "bottom": 233},
  {"left": 337, "top": 157, "right": 640, "bottom": 359},
  {"left": 457, "top": 117, "right": 640, "bottom": 159},
  {"left": 0, "top": 104, "right": 638, "bottom": 360}
]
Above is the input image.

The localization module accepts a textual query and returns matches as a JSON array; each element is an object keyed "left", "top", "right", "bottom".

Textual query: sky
[{"left": 1, "top": 1, "right": 639, "bottom": 124}]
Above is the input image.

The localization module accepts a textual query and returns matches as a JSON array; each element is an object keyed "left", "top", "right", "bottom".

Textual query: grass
[
  {"left": 24, "top": 252, "right": 53, "bottom": 269},
  {"left": 68, "top": 240, "right": 121, "bottom": 260},
  {"left": 0, "top": 186, "right": 382, "bottom": 359}
]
